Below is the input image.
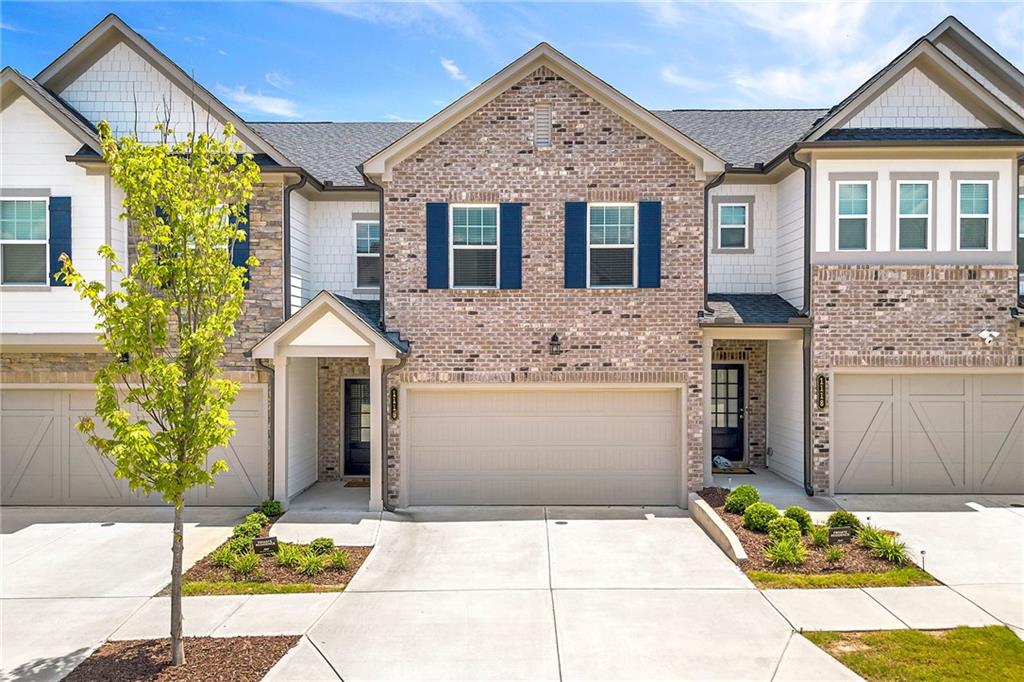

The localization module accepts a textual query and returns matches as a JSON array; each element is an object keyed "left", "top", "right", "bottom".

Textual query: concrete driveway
[
  {"left": 1, "top": 506, "right": 242, "bottom": 680},
  {"left": 835, "top": 493, "right": 1024, "bottom": 633},
  {"left": 307, "top": 506, "right": 856, "bottom": 681}
]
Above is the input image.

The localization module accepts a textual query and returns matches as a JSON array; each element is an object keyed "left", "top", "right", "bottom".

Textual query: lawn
[
  {"left": 747, "top": 566, "right": 935, "bottom": 589},
  {"left": 806, "top": 627, "right": 1024, "bottom": 682}
]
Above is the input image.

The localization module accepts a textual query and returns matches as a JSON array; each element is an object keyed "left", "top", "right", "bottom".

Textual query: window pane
[
  {"left": 960, "top": 217, "right": 988, "bottom": 249},
  {"left": 960, "top": 183, "right": 989, "bottom": 214},
  {"left": 0, "top": 199, "right": 46, "bottom": 241},
  {"left": 1, "top": 243, "right": 47, "bottom": 284},
  {"left": 720, "top": 205, "right": 746, "bottom": 226},
  {"left": 838, "top": 183, "right": 868, "bottom": 215},
  {"left": 838, "top": 218, "right": 867, "bottom": 249},
  {"left": 357, "top": 256, "right": 381, "bottom": 287},
  {"left": 356, "top": 222, "right": 380, "bottom": 254},
  {"left": 899, "top": 183, "right": 928, "bottom": 215},
  {"left": 720, "top": 227, "right": 746, "bottom": 248},
  {"left": 899, "top": 218, "right": 928, "bottom": 249},
  {"left": 453, "top": 248, "right": 497, "bottom": 287},
  {"left": 452, "top": 207, "right": 497, "bottom": 246},
  {"left": 589, "top": 205, "right": 634, "bottom": 245},
  {"left": 590, "top": 247, "right": 633, "bottom": 286}
]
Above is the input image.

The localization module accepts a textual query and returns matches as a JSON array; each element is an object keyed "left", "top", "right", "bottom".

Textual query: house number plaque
[
  {"left": 389, "top": 387, "right": 399, "bottom": 420},
  {"left": 816, "top": 375, "right": 828, "bottom": 410}
]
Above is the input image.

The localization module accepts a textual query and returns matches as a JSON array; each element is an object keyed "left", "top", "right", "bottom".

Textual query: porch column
[
  {"left": 702, "top": 337, "right": 714, "bottom": 489},
  {"left": 368, "top": 356, "right": 384, "bottom": 511},
  {"left": 273, "top": 356, "right": 289, "bottom": 505}
]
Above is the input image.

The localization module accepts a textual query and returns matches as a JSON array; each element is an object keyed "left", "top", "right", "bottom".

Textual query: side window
[
  {"left": 0, "top": 199, "right": 48, "bottom": 285},
  {"left": 588, "top": 203, "right": 636, "bottom": 288},
  {"left": 355, "top": 220, "right": 381, "bottom": 288},
  {"left": 836, "top": 182, "right": 869, "bottom": 250},
  {"left": 718, "top": 203, "right": 749, "bottom": 250},
  {"left": 958, "top": 181, "right": 990, "bottom": 250},
  {"left": 897, "top": 182, "right": 929, "bottom": 250},
  {"left": 450, "top": 205, "right": 499, "bottom": 288}
]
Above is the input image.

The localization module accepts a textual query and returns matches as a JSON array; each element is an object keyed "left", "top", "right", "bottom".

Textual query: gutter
[
  {"left": 254, "top": 357, "right": 276, "bottom": 501},
  {"left": 282, "top": 175, "right": 307, "bottom": 319},
  {"left": 702, "top": 168, "right": 728, "bottom": 314},
  {"left": 380, "top": 352, "right": 409, "bottom": 512}
]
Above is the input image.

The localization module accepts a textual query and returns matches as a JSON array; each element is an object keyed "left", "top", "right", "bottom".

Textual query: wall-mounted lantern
[{"left": 548, "top": 333, "right": 563, "bottom": 355}]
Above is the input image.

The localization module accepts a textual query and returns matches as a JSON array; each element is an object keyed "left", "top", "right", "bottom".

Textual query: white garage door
[
  {"left": 1, "top": 388, "right": 268, "bottom": 506},
  {"left": 406, "top": 388, "right": 682, "bottom": 505},
  {"left": 834, "top": 373, "right": 1024, "bottom": 494}
]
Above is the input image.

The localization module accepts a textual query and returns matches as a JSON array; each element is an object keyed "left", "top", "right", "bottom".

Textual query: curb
[{"left": 688, "top": 492, "right": 748, "bottom": 564}]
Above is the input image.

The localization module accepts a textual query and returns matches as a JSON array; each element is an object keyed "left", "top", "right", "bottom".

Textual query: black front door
[
  {"left": 711, "top": 364, "right": 745, "bottom": 463},
  {"left": 344, "top": 379, "right": 371, "bottom": 476}
]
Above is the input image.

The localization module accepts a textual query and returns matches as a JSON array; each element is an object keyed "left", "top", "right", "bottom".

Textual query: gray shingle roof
[
  {"left": 250, "top": 122, "right": 417, "bottom": 186},
  {"left": 706, "top": 294, "right": 803, "bottom": 325},
  {"left": 330, "top": 294, "right": 409, "bottom": 352},
  {"left": 820, "top": 127, "right": 1024, "bottom": 142}
]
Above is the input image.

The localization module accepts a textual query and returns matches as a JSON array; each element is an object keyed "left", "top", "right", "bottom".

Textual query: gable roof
[
  {"left": 363, "top": 42, "right": 725, "bottom": 182},
  {"left": 34, "top": 14, "right": 294, "bottom": 167},
  {"left": 927, "top": 16, "right": 1024, "bottom": 103},
  {"left": 0, "top": 67, "right": 101, "bottom": 152}
]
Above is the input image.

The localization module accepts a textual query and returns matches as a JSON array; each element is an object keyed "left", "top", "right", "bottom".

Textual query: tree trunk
[{"left": 170, "top": 501, "right": 185, "bottom": 665}]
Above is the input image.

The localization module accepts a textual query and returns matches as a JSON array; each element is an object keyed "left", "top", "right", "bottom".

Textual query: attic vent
[{"left": 534, "top": 102, "right": 552, "bottom": 148}]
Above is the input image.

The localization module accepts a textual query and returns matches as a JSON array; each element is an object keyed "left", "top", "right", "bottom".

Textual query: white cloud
[
  {"left": 659, "top": 65, "right": 710, "bottom": 90},
  {"left": 1, "top": 21, "right": 24, "bottom": 32},
  {"left": 441, "top": 58, "right": 472, "bottom": 88},
  {"left": 727, "top": 0, "right": 872, "bottom": 58},
  {"left": 265, "top": 71, "right": 293, "bottom": 89},
  {"left": 640, "top": 1, "right": 691, "bottom": 28},
  {"left": 385, "top": 113, "right": 417, "bottom": 122},
  {"left": 996, "top": 5, "right": 1024, "bottom": 59},
  {"left": 301, "top": 0, "right": 486, "bottom": 44},
  {"left": 216, "top": 85, "right": 300, "bottom": 118}
]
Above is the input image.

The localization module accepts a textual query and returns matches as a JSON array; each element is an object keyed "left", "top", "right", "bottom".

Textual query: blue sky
[{"left": 2, "top": 1, "right": 1021, "bottom": 122}]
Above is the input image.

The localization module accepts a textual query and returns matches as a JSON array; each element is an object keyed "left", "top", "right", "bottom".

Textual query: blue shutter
[
  {"left": 231, "top": 203, "right": 251, "bottom": 289},
  {"left": 48, "top": 196, "right": 72, "bottom": 286},
  {"left": 499, "top": 203, "right": 522, "bottom": 289},
  {"left": 564, "top": 202, "right": 587, "bottom": 288},
  {"left": 637, "top": 201, "right": 661, "bottom": 288},
  {"left": 426, "top": 202, "right": 449, "bottom": 289}
]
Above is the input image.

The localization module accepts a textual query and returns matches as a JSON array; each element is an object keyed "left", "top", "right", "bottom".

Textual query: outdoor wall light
[{"left": 548, "top": 333, "right": 563, "bottom": 355}]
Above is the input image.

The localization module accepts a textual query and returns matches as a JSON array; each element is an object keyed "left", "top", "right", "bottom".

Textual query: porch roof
[{"left": 705, "top": 294, "right": 805, "bottom": 326}]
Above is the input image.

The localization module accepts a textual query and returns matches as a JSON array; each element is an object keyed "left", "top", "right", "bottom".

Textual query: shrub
[
  {"left": 870, "top": 533, "right": 910, "bottom": 565},
  {"left": 276, "top": 543, "right": 303, "bottom": 568},
  {"left": 724, "top": 485, "right": 760, "bottom": 513},
  {"left": 767, "top": 517, "right": 801, "bottom": 545},
  {"left": 299, "top": 552, "right": 325, "bottom": 577},
  {"left": 743, "top": 502, "right": 780, "bottom": 532},
  {"left": 245, "top": 512, "right": 269, "bottom": 527},
  {"left": 328, "top": 550, "right": 350, "bottom": 570},
  {"left": 227, "top": 536, "right": 254, "bottom": 555},
  {"left": 857, "top": 525, "right": 885, "bottom": 549},
  {"left": 826, "top": 510, "right": 862, "bottom": 530},
  {"left": 233, "top": 521, "right": 262, "bottom": 539},
  {"left": 309, "top": 537, "right": 334, "bottom": 556},
  {"left": 764, "top": 537, "right": 807, "bottom": 566},
  {"left": 260, "top": 499, "right": 283, "bottom": 517},
  {"left": 825, "top": 546, "right": 844, "bottom": 563},
  {"left": 211, "top": 546, "right": 234, "bottom": 567},
  {"left": 231, "top": 552, "right": 261, "bottom": 577},
  {"left": 784, "top": 506, "right": 813, "bottom": 535},
  {"left": 810, "top": 524, "right": 830, "bottom": 548}
]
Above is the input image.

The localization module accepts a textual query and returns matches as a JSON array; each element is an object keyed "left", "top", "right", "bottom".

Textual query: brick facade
[
  {"left": 712, "top": 340, "right": 767, "bottom": 466},
  {"left": 317, "top": 357, "right": 370, "bottom": 481},
  {"left": 809, "top": 264, "right": 1023, "bottom": 492},
  {"left": 381, "top": 66, "right": 707, "bottom": 503}
]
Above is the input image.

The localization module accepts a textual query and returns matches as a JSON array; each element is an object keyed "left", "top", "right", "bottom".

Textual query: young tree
[{"left": 60, "top": 119, "right": 260, "bottom": 665}]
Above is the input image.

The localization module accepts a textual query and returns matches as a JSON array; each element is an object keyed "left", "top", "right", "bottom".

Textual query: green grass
[
  {"left": 182, "top": 580, "right": 346, "bottom": 596},
  {"left": 805, "top": 626, "right": 1024, "bottom": 682},
  {"left": 746, "top": 566, "right": 936, "bottom": 589}
]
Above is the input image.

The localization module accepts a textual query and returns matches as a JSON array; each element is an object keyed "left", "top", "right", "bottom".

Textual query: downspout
[
  {"left": 380, "top": 353, "right": 408, "bottom": 512},
  {"left": 702, "top": 169, "right": 728, "bottom": 313},
  {"left": 787, "top": 147, "right": 816, "bottom": 497},
  {"left": 282, "top": 175, "right": 308, "bottom": 320},
  {"left": 255, "top": 357, "right": 276, "bottom": 501}
]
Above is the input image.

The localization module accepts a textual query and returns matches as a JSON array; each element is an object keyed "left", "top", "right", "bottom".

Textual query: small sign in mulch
[
  {"left": 828, "top": 527, "right": 854, "bottom": 545},
  {"left": 252, "top": 536, "right": 278, "bottom": 555}
]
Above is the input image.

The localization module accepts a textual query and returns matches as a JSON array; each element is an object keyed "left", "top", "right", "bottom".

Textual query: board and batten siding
[
  {"left": 774, "top": 169, "right": 805, "bottom": 310},
  {"left": 289, "top": 192, "right": 312, "bottom": 310},
  {"left": 286, "top": 356, "right": 318, "bottom": 498},
  {"left": 707, "top": 183, "right": 776, "bottom": 294},
  {"left": 0, "top": 94, "right": 123, "bottom": 334},
  {"left": 766, "top": 339, "right": 804, "bottom": 486}
]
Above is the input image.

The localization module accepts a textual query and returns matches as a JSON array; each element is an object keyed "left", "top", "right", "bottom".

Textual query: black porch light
[{"left": 548, "top": 333, "right": 563, "bottom": 355}]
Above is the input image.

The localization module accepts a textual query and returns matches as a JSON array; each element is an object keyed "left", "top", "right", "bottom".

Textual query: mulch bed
[
  {"left": 64, "top": 636, "right": 298, "bottom": 682},
  {"left": 698, "top": 487, "right": 900, "bottom": 574}
]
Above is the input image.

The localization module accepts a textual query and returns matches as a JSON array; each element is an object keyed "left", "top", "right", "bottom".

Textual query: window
[
  {"left": 958, "top": 181, "right": 990, "bottom": 250},
  {"left": 718, "top": 204, "right": 748, "bottom": 249},
  {"left": 534, "top": 102, "right": 551, "bottom": 148},
  {"left": 897, "top": 182, "right": 930, "bottom": 250},
  {"left": 450, "top": 205, "right": 499, "bottom": 288},
  {"left": 0, "top": 199, "right": 48, "bottom": 285},
  {"left": 836, "top": 182, "right": 869, "bottom": 250},
  {"left": 1017, "top": 194, "right": 1023, "bottom": 292},
  {"left": 588, "top": 203, "right": 636, "bottom": 287},
  {"left": 355, "top": 220, "right": 381, "bottom": 288}
]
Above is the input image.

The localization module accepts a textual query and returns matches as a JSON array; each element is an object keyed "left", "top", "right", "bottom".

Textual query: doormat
[
  {"left": 713, "top": 467, "right": 755, "bottom": 474},
  {"left": 344, "top": 479, "right": 370, "bottom": 487}
]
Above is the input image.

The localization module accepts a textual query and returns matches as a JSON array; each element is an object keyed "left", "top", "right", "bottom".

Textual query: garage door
[
  {"left": 406, "top": 388, "right": 682, "bottom": 505},
  {"left": 1, "top": 388, "right": 268, "bottom": 506},
  {"left": 833, "top": 373, "right": 1024, "bottom": 494}
]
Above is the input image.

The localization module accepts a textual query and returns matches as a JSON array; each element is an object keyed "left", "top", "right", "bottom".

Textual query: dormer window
[{"left": 534, "top": 102, "right": 551, "bottom": 148}]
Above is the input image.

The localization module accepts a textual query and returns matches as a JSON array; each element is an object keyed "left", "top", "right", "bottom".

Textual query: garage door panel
[
  {"left": 1, "top": 409, "right": 60, "bottom": 505},
  {"left": 974, "top": 400, "right": 1024, "bottom": 493},
  {"left": 902, "top": 400, "right": 967, "bottom": 493},
  {"left": 834, "top": 398, "right": 897, "bottom": 493}
]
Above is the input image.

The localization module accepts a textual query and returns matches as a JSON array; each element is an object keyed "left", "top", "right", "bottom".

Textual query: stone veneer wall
[
  {"left": 317, "top": 358, "right": 370, "bottom": 481},
  {"left": 810, "top": 264, "right": 1022, "bottom": 492},
  {"left": 712, "top": 340, "right": 767, "bottom": 466},
  {"left": 381, "top": 66, "right": 707, "bottom": 504}
]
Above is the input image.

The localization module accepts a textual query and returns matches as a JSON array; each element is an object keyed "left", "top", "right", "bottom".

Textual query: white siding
[
  {"left": 843, "top": 67, "right": 985, "bottom": 129},
  {"left": 775, "top": 169, "right": 805, "bottom": 309},
  {"left": 708, "top": 184, "right": 776, "bottom": 294},
  {"left": 0, "top": 95, "right": 116, "bottom": 334},
  {"left": 766, "top": 340, "right": 803, "bottom": 486},
  {"left": 936, "top": 43, "right": 1024, "bottom": 119},
  {"left": 290, "top": 193, "right": 312, "bottom": 309},
  {"left": 309, "top": 200, "right": 378, "bottom": 300},
  {"left": 286, "top": 357, "right": 318, "bottom": 498}
]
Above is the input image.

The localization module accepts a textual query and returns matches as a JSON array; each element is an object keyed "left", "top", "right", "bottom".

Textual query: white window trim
[
  {"left": 0, "top": 196, "right": 50, "bottom": 287},
  {"left": 896, "top": 181, "right": 931, "bottom": 251},
  {"left": 835, "top": 181, "right": 871, "bottom": 251},
  {"left": 717, "top": 202, "right": 749, "bottom": 250},
  {"left": 448, "top": 203, "right": 500, "bottom": 290},
  {"left": 586, "top": 202, "right": 638, "bottom": 289},
  {"left": 956, "top": 179, "right": 992, "bottom": 251},
  {"left": 354, "top": 219, "right": 381, "bottom": 289}
]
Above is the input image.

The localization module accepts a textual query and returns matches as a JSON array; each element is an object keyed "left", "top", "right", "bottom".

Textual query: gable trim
[
  {"left": 363, "top": 43, "right": 725, "bottom": 182},
  {"left": 1, "top": 67, "right": 101, "bottom": 153}
]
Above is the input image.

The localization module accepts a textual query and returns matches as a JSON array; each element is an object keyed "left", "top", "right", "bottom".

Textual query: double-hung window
[
  {"left": 836, "top": 182, "right": 869, "bottom": 250},
  {"left": 355, "top": 220, "right": 381, "bottom": 288},
  {"left": 588, "top": 203, "right": 636, "bottom": 288},
  {"left": 897, "top": 182, "right": 930, "bottom": 250},
  {"left": 718, "top": 203, "right": 749, "bottom": 249},
  {"left": 958, "top": 181, "right": 991, "bottom": 250},
  {"left": 0, "top": 199, "right": 48, "bottom": 285},
  {"left": 450, "top": 204, "right": 499, "bottom": 288}
]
